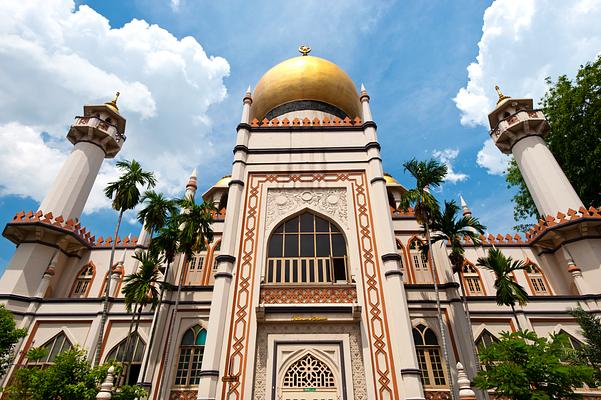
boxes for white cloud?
[170,0,181,12]
[476,139,511,175]
[454,0,601,127]
[0,0,229,215]
[432,148,468,183]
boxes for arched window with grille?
[283,353,336,388]
[409,238,430,283]
[461,262,485,295]
[98,264,123,297]
[70,262,95,297]
[28,331,72,368]
[266,212,347,284]
[558,330,583,350]
[106,332,145,385]
[525,262,551,295]
[413,324,447,388]
[174,325,206,386]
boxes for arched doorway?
[279,353,340,400]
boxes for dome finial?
[105,91,120,111]
[298,45,311,56]
[495,85,510,105]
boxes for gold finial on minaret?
[298,45,311,56]
[495,85,510,105]
[105,91,120,111]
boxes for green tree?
[477,248,531,330]
[399,158,456,398]
[506,57,601,223]
[120,250,162,384]
[4,347,146,400]
[570,307,601,384]
[428,200,486,370]
[475,330,594,400]
[137,190,177,238]
[95,159,156,367]
[0,304,26,378]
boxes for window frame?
[27,331,73,368]
[413,324,448,388]
[460,262,486,295]
[524,261,552,295]
[174,325,206,387]
[70,262,96,298]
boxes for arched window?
[283,354,335,388]
[409,239,428,271]
[29,332,72,367]
[266,212,347,284]
[175,325,206,386]
[461,263,484,295]
[395,239,405,272]
[525,262,550,295]
[98,265,123,297]
[558,330,583,350]
[475,330,499,352]
[185,251,207,285]
[106,332,145,385]
[212,241,221,272]
[70,263,95,297]
[413,324,446,388]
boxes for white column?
[512,136,583,217]
[197,91,252,400]
[39,141,106,220]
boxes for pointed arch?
[105,331,146,385]
[395,238,412,283]
[407,236,438,284]
[412,324,447,388]
[558,329,583,350]
[475,329,498,352]
[28,331,73,367]
[204,239,222,285]
[265,210,348,284]
[70,261,95,297]
[174,324,206,386]
[185,250,208,286]
[283,353,336,388]
[98,263,124,297]
[523,259,552,295]
[460,261,486,295]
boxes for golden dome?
[250,55,361,121]
[384,173,399,185]
[214,175,231,187]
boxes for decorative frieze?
[259,285,357,304]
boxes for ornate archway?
[279,353,340,400]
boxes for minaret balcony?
[490,109,548,154]
[68,116,125,158]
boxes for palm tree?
[139,216,181,384]
[477,248,530,330]
[137,190,177,239]
[120,250,162,384]
[428,200,486,373]
[94,159,156,367]
[400,158,457,399]
[157,197,214,397]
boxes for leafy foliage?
[175,197,215,257]
[475,330,594,400]
[570,307,601,385]
[4,347,146,400]
[399,158,447,226]
[0,304,26,378]
[122,251,163,313]
[104,159,156,213]
[506,56,601,220]
[137,190,177,236]
[477,248,530,309]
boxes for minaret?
[459,195,472,217]
[0,94,126,296]
[487,86,583,217]
[185,168,198,200]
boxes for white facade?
[1,54,601,400]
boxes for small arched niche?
[266,211,348,284]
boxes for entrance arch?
[279,352,340,400]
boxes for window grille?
[28,332,72,368]
[266,212,347,284]
[526,263,550,295]
[283,354,335,388]
[174,325,206,386]
[71,263,94,297]
[461,263,484,295]
[106,332,146,385]
[413,324,447,387]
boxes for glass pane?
[299,213,314,232]
[300,235,314,257]
[274,224,283,233]
[315,234,330,257]
[424,328,438,345]
[182,330,195,345]
[285,217,299,233]
[331,234,346,257]
[413,328,423,345]
[268,234,283,257]
[284,235,299,257]
[333,258,346,281]
[315,216,329,232]
[197,329,207,345]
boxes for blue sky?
[0,0,600,270]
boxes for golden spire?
[298,45,311,56]
[105,91,120,111]
[495,85,510,105]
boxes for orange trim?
[460,261,487,296]
[98,320,113,363]
[14,321,40,366]
[201,240,220,285]
[406,236,441,284]
[69,261,96,298]
[98,268,123,297]
[396,239,413,283]
[444,309,459,360]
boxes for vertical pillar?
[196,88,252,400]
[361,85,425,400]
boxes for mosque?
[1,46,601,400]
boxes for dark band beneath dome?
[265,100,349,120]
